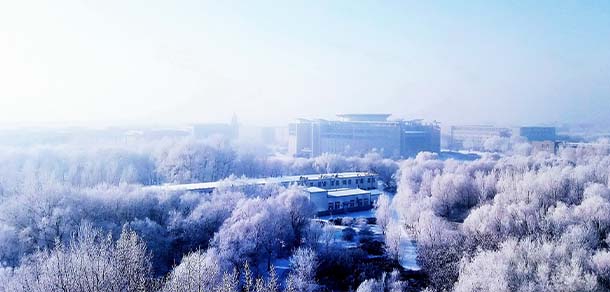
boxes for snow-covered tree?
[1,223,153,292]
[286,247,318,292]
[375,194,391,235]
[162,249,222,292]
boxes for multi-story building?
[288,114,440,158]
[288,119,314,157]
[449,125,512,151]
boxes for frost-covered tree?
[285,247,318,292]
[455,238,598,292]
[0,223,153,292]
[389,151,610,291]
[384,223,402,261]
[212,193,296,271]
[356,270,406,292]
[162,249,222,292]
[276,187,315,246]
[375,194,391,235]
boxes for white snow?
[399,237,420,271]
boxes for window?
[310,182,313,186]
[367,178,371,183]
[350,200,355,208]
[317,182,321,187]
[364,199,369,205]
[328,203,334,210]
[348,179,352,184]
[357,199,363,206]
[343,202,349,209]
[331,181,334,186]
[343,180,347,185]
[323,181,327,187]
[361,178,364,183]
[372,178,375,183]
[335,202,340,209]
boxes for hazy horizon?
[1,1,609,127]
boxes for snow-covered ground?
[271,258,291,280]
[399,233,420,271]
[315,208,421,271]
[315,220,371,249]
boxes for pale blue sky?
[1,1,609,127]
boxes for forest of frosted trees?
[1,135,610,291]
[390,147,610,291]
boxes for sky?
[0,1,609,127]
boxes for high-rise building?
[288,114,440,158]
[288,119,314,157]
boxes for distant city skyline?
[1,1,609,127]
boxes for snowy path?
[398,233,420,271]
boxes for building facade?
[449,125,512,151]
[288,119,314,157]
[289,114,440,158]
[519,126,556,142]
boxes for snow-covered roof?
[306,187,327,193]
[144,171,377,193]
[370,189,383,196]
[327,188,370,197]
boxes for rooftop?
[306,187,327,193]
[336,114,391,122]
[145,171,377,193]
[327,188,371,197]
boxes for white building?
[307,187,382,216]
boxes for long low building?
[145,171,379,194]
[144,172,383,216]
